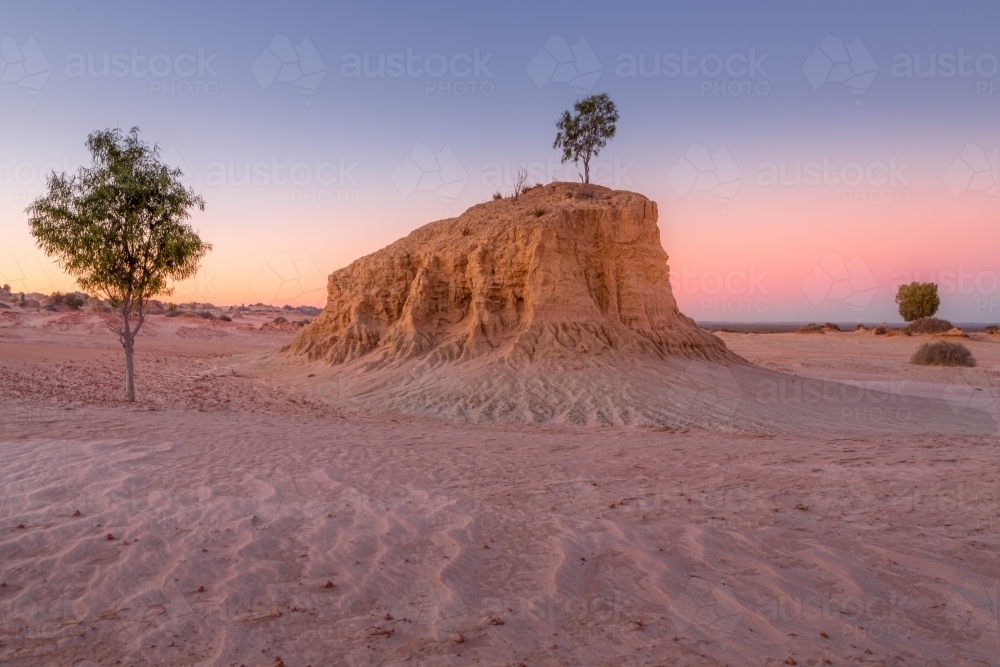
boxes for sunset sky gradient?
[1,1,997,322]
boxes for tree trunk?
[583,156,590,184]
[121,308,136,402]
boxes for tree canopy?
[27,127,210,400]
[553,93,619,184]
[895,281,940,322]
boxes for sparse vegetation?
[553,93,619,184]
[512,167,528,200]
[910,341,976,367]
[273,316,288,324]
[896,282,940,322]
[873,324,889,335]
[492,191,503,200]
[823,322,841,331]
[904,317,953,334]
[50,292,85,310]
[532,206,547,217]
[796,323,825,334]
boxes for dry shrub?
[532,206,548,217]
[910,341,976,367]
[873,324,889,335]
[823,322,841,331]
[904,317,953,334]
[796,323,825,334]
[492,191,503,200]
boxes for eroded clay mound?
[289,183,735,368]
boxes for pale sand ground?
[2,312,999,666]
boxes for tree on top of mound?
[27,127,210,402]
[553,93,619,184]
[895,282,940,322]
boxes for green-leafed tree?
[553,92,619,184]
[27,127,210,402]
[895,282,940,322]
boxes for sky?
[1,0,997,322]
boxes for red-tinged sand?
[1,310,998,665]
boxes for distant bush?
[165,310,181,318]
[167,302,178,312]
[195,310,214,319]
[273,316,288,324]
[986,325,999,334]
[532,206,548,217]
[796,323,825,334]
[522,183,538,193]
[896,282,940,322]
[873,324,889,335]
[911,341,976,367]
[218,314,231,322]
[904,317,953,334]
[50,292,85,310]
[492,191,503,200]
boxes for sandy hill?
[252,183,992,434]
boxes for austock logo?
[802,35,878,106]
[943,144,998,206]
[0,34,51,101]
[252,35,327,103]
[801,252,878,312]
[392,143,468,201]
[250,252,325,305]
[667,143,743,213]
[527,35,602,92]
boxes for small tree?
[895,282,940,322]
[553,92,619,184]
[27,127,210,402]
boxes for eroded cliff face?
[289,183,735,368]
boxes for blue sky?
[1,0,998,321]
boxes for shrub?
[796,323,825,334]
[873,324,889,335]
[218,314,231,322]
[532,206,548,217]
[904,317,953,334]
[492,191,503,200]
[50,292,85,310]
[985,325,999,334]
[910,341,976,367]
[895,282,940,322]
[273,316,288,324]
[165,309,181,318]
[522,183,538,193]
[824,322,841,331]
[167,302,178,312]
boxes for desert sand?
[2,185,999,665]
